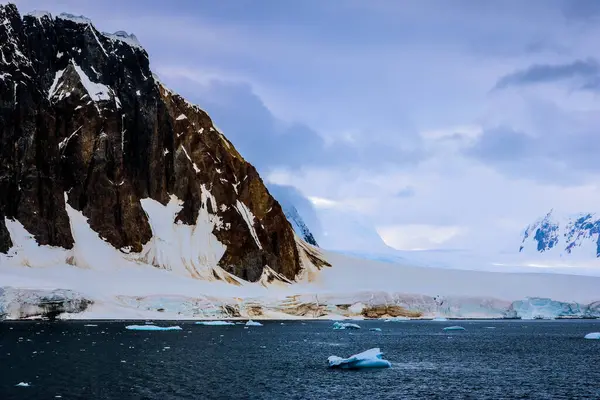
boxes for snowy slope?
[267,184,320,246]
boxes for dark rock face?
[0,5,326,281]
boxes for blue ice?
[369,328,382,332]
[328,348,391,369]
[584,332,600,339]
[195,321,235,326]
[333,322,361,330]
[125,325,182,331]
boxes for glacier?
[328,348,391,369]
[2,207,600,321]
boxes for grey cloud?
[494,59,600,90]
[167,78,424,173]
[396,187,416,198]
[561,0,600,23]
[464,125,600,184]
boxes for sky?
[11,0,600,252]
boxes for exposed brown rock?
[361,305,423,319]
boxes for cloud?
[378,224,466,250]
[155,72,425,173]
[493,59,600,90]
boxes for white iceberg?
[443,325,466,331]
[369,328,382,332]
[584,332,600,339]
[15,382,30,387]
[333,322,361,330]
[195,321,235,326]
[245,320,263,327]
[384,316,410,322]
[432,317,449,321]
[125,325,182,331]
[328,348,391,369]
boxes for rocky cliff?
[0,4,327,282]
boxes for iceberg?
[15,382,30,387]
[584,332,600,339]
[245,320,263,327]
[432,317,448,321]
[125,325,182,331]
[369,327,382,332]
[443,325,466,331]
[333,322,361,330]
[328,348,391,369]
[195,321,235,326]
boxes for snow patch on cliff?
[103,31,144,51]
[72,61,111,101]
[140,194,227,280]
[57,13,91,25]
[234,200,262,249]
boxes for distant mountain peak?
[520,210,600,258]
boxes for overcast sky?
[12,0,600,251]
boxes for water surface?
[1,320,599,399]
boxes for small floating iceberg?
[195,321,235,326]
[333,322,361,330]
[84,324,98,327]
[432,317,449,321]
[384,316,410,322]
[369,328,382,332]
[15,382,30,387]
[125,325,182,331]
[443,326,466,331]
[584,332,600,339]
[245,320,263,327]
[328,348,391,369]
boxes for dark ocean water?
[1,320,600,399]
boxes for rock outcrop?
[0,4,327,281]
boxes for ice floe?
[15,382,30,387]
[328,348,391,369]
[125,325,182,331]
[245,320,263,326]
[432,317,449,321]
[384,316,410,322]
[369,328,382,332]
[584,332,600,339]
[443,326,466,331]
[195,321,235,326]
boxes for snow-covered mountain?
[0,4,326,283]
[520,210,600,258]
